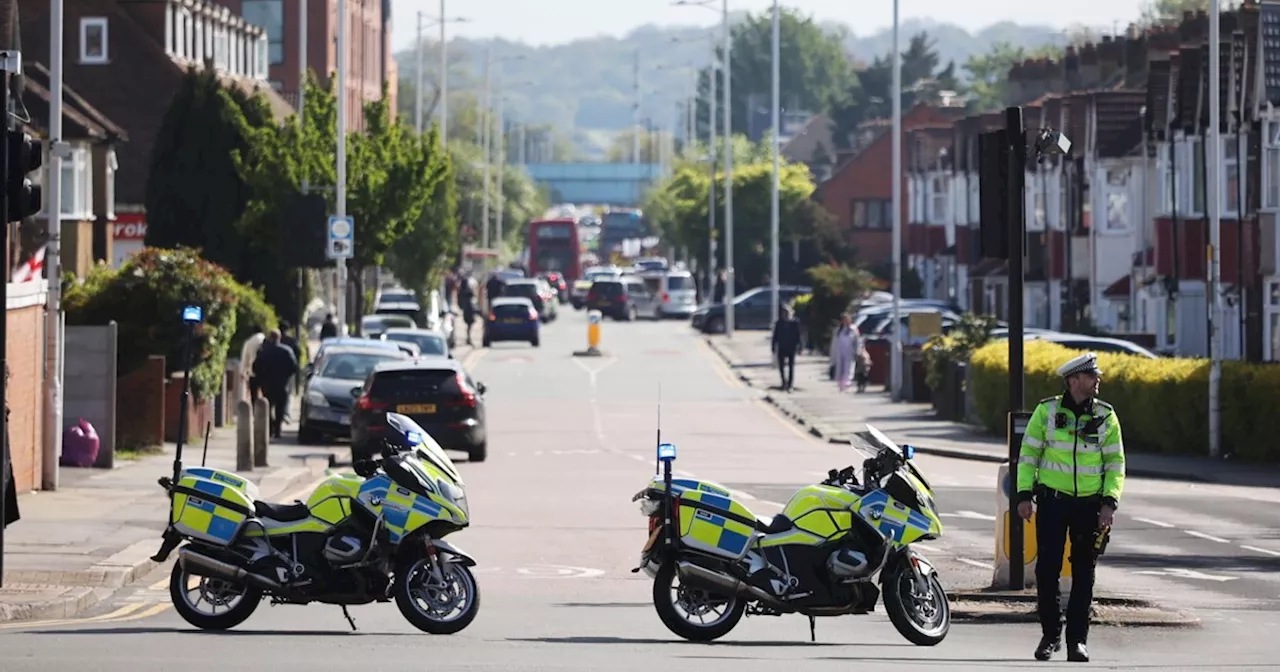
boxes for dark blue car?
[483,297,540,347]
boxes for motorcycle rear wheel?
[652,561,744,642]
[169,560,262,631]
[883,569,950,646]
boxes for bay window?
[930,174,949,224]
[1188,138,1205,216]
[1265,122,1280,210]
[967,172,979,224]
[1104,167,1129,232]
[1224,136,1241,217]
[36,144,93,219]
[907,177,917,223]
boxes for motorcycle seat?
[253,500,311,522]
[755,513,794,534]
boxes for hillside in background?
[395,18,1067,159]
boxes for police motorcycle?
[151,412,479,634]
[631,425,950,645]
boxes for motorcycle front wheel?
[652,561,745,642]
[394,554,481,635]
[883,569,950,646]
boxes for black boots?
[1034,635,1061,661]
[1067,642,1089,662]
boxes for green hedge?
[227,281,278,353]
[65,247,248,401]
[968,340,1280,461]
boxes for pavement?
[706,333,1280,489]
[0,314,1275,669]
[0,393,344,623]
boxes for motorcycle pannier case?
[673,480,757,560]
[170,467,259,546]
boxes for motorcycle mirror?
[828,469,839,481]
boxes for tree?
[962,42,1060,112]
[386,159,459,300]
[829,32,958,148]
[606,128,672,163]
[1139,0,1213,25]
[694,8,853,141]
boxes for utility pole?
[768,0,780,325]
[0,55,13,587]
[722,0,735,337]
[706,59,718,305]
[438,0,448,145]
[633,50,641,164]
[336,0,349,332]
[414,11,424,133]
[1208,0,1222,457]
[480,47,491,249]
[889,0,901,400]
[496,91,506,247]
[298,0,309,352]
[44,0,66,490]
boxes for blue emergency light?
[182,305,203,323]
[657,442,677,462]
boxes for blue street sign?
[327,216,354,260]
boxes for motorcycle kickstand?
[808,615,816,643]
[341,606,358,632]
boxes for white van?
[639,270,698,318]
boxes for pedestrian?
[771,304,802,391]
[1017,352,1125,663]
[252,330,299,439]
[279,320,302,403]
[2,363,19,529]
[853,345,871,393]
[458,274,478,346]
[485,272,505,312]
[319,313,339,340]
[239,324,265,402]
[713,270,726,305]
[827,314,861,392]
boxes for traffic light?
[7,130,42,223]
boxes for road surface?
[1,311,1276,669]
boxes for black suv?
[586,276,646,320]
[350,359,489,462]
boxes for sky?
[390,0,1151,51]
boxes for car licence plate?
[397,404,436,414]
[337,413,350,425]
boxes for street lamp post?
[890,0,903,400]
[414,6,467,137]
[1208,0,1222,456]
[769,0,780,328]
[336,0,349,333]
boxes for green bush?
[804,264,874,351]
[922,313,999,391]
[65,247,240,401]
[227,281,278,353]
[968,340,1280,461]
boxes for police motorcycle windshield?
[385,412,464,486]
[861,424,935,512]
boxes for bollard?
[993,461,1073,604]
[252,397,269,468]
[572,310,603,357]
[235,401,253,472]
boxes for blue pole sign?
[657,442,677,462]
[182,305,204,323]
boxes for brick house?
[19,0,293,221]
[817,102,966,269]
[221,0,398,129]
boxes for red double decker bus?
[527,217,582,283]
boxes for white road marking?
[1240,545,1280,557]
[914,544,941,553]
[1133,517,1175,529]
[516,565,606,579]
[1133,568,1237,582]
[957,558,994,569]
[571,356,617,387]
[940,510,997,521]
[1185,530,1231,544]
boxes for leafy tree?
[694,8,853,141]
[1139,0,1213,25]
[828,32,958,148]
[386,159,459,300]
[606,128,673,163]
[962,42,1060,112]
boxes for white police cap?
[1057,352,1102,378]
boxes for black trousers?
[1035,490,1102,644]
[776,352,796,389]
[266,387,289,437]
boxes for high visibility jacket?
[1017,394,1125,506]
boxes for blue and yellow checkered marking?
[172,476,251,546]
[677,490,757,558]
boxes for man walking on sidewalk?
[1017,352,1126,663]
[771,305,802,391]
[252,330,299,439]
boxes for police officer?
[1016,352,1125,663]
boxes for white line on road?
[571,356,617,387]
[1133,517,1175,529]
[957,558,994,569]
[1185,530,1231,544]
[1240,545,1280,557]
[940,510,997,521]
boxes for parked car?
[1030,332,1160,358]
[571,266,622,309]
[309,337,407,379]
[690,285,812,332]
[298,345,408,444]
[360,313,416,339]
[483,297,541,347]
[350,358,489,462]
[586,275,650,321]
[503,279,557,321]
[381,327,451,359]
[373,286,422,326]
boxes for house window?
[851,199,891,229]
[1164,296,1177,347]
[214,27,229,70]
[1224,136,1241,216]
[852,200,866,228]
[1266,123,1280,209]
[80,17,108,63]
[1158,150,1173,215]
[1189,138,1205,215]
[906,178,916,223]
[106,149,117,217]
[54,146,93,218]
[968,174,979,224]
[1105,168,1129,232]
[930,175,949,224]
[242,0,284,65]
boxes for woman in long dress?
[828,313,861,392]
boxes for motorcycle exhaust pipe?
[178,547,285,593]
[676,561,791,612]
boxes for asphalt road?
[0,310,1276,669]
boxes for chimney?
[1125,26,1149,87]
[1079,42,1101,89]
[1098,35,1124,84]
[1064,45,1082,90]
[1005,61,1025,107]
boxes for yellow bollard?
[587,310,601,351]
